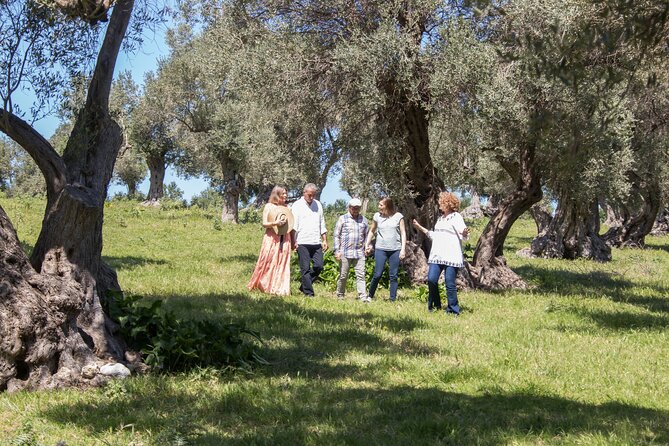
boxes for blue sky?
[22,17,349,205]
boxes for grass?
[1,196,668,445]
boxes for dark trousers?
[297,244,324,296]
[368,249,400,301]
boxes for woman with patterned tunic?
[412,192,470,314]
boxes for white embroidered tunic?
[427,212,467,267]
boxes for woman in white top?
[412,192,469,314]
[364,197,406,301]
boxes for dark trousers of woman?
[427,263,460,314]
[368,249,400,301]
[297,244,323,296]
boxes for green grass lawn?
[1,197,668,445]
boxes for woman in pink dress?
[247,186,295,295]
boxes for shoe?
[445,310,460,316]
[337,294,345,300]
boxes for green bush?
[105,292,266,372]
[413,283,446,302]
[190,187,224,210]
[240,207,262,224]
[314,250,410,291]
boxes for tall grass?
[1,196,668,445]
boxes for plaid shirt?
[334,212,369,259]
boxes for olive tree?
[0,0,152,391]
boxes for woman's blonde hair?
[438,192,460,212]
[269,186,287,205]
[380,197,395,215]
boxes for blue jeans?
[368,249,400,301]
[427,263,460,314]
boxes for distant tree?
[109,72,147,197]
[601,64,669,247]
[0,138,10,191]
[131,69,180,203]
[188,0,468,227]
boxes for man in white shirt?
[291,183,328,297]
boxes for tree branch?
[0,109,66,198]
[85,0,134,113]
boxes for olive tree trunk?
[392,102,444,284]
[469,143,543,289]
[531,197,611,261]
[529,202,553,235]
[145,151,166,202]
[0,0,135,391]
[651,207,669,235]
[220,152,245,224]
[602,177,661,248]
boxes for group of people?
[247,183,469,315]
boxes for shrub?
[314,250,411,292]
[240,207,262,224]
[190,187,224,210]
[105,292,266,372]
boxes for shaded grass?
[0,199,668,445]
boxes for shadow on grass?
[515,265,669,313]
[220,253,258,264]
[103,255,167,271]
[647,243,669,255]
[39,384,668,445]
[574,308,669,332]
[159,292,433,380]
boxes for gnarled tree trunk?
[0,0,135,391]
[651,207,669,235]
[462,189,485,220]
[145,151,166,203]
[1,206,111,391]
[531,197,611,261]
[470,143,542,289]
[529,202,553,235]
[602,177,661,248]
[220,152,245,224]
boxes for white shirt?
[427,212,467,267]
[373,212,404,251]
[291,197,327,245]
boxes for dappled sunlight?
[37,381,669,445]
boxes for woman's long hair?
[268,186,287,205]
[380,197,395,215]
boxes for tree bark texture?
[0,205,114,391]
[529,203,553,235]
[601,176,661,248]
[398,103,444,228]
[220,152,245,224]
[651,208,669,235]
[461,190,485,220]
[145,151,166,202]
[0,0,135,390]
[470,144,542,289]
[530,197,611,261]
[483,194,502,217]
[401,241,429,285]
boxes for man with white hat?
[333,198,370,301]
